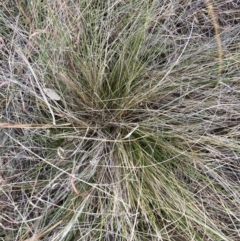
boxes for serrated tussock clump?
[0,1,240,241]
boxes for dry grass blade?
[20,221,63,241]
[0,123,71,128]
[205,0,223,80]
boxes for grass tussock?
[0,0,240,240]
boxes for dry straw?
[205,0,223,80]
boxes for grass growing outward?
[1,0,240,240]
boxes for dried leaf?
[0,36,4,45]
[43,88,61,101]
